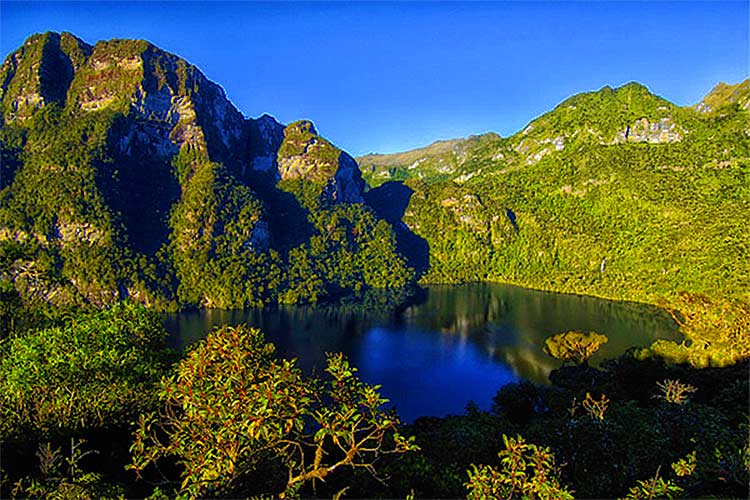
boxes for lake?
[163,283,680,422]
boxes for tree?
[129,325,417,498]
[544,331,608,367]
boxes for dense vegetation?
[2,34,747,328]
[0,33,414,336]
[0,302,172,441]
[1,303,746,499]
[361,81,750,312]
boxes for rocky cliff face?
[1,32,90,121]
[1,31,365,201]
[612,117,684,144]
[245,113,285,174]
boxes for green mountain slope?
[359,133,504,186]
[360,81,750,305]
[693,79,750,114]
[0,32,412,322]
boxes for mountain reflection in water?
[164,283,680,422]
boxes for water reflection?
[164,283,680,421]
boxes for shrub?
[654,379,697,405]
[0,301,172,439]
[465,434,573,500]
[544,331,609,367]
[580,393,609,421]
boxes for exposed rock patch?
[277,120,365,202]
[612,117,684,144]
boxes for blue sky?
[1,1,748,156]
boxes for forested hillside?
[361,80,750,306]
[0,32,412,330]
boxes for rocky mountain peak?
[511,81,685,163]
[2,33,369,204]
[2,32,252,167]
[69,37,248,163]
[276,119,364,202]
[287,119,318,136]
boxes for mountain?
[0,32,411,316]
[1,32,747,320]
[360,81,750,305]
[358,133,504,186]
[358,82,720,184]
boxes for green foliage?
[168,155,284,309]
[0,122,26,189]
[623,452,697,500]
[367,82,750,313]
[671,450,697,477]
[0,277,23,337]
[544,331,609,366]
[279,201,414,304]
[623,467,685,500]
[642,293,750,368]
[0,301,171,439]
[130,325,416,498]
[0,103,138,311]
[465,434,574,500]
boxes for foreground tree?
[129,325,417,498]
[543,331,608,367]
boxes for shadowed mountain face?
[0,32,411,311]
[364,182,429,277]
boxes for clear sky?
[1,1,748,156]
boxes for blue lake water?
[163,283,680,422]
